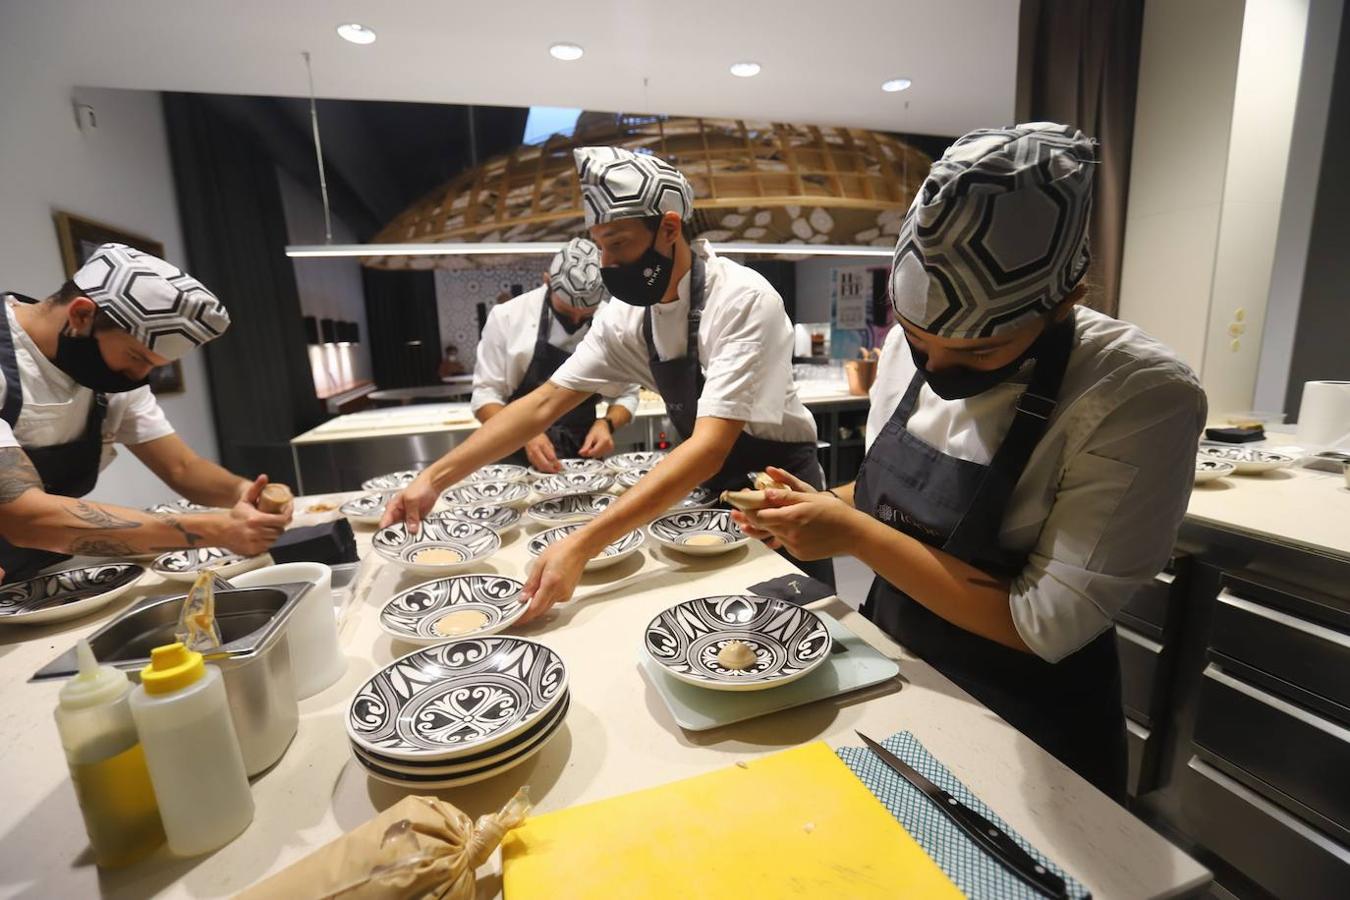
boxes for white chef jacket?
[864,306,1207,663]
[471,286,640,417]
[0,299,174,472]
[551,241,816,443]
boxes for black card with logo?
[745,572,837,606]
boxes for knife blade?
[855,732,1069,899]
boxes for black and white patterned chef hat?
[547,237,608,309]
[890,123,1096,339]
[573,147,695,227]
[72,243,229,360]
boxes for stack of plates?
[528,458,608,479]
[532,472,614,498]
[347,637,569,789]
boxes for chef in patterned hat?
[385,145,833,604]
[734,124,1207,799]
[0,243,292,582]
[472,237,639,472]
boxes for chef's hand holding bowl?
[732,466,859,561]
[380,470,439,534]
[519,535,589,624]
[224,475,292,556]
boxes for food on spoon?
[717,640,757,670]
[413,547,464,565]
[258,483,294,514]
[433,609,490,636]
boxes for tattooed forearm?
[0,448,43,504]
[70,537,137,556]
[68,500,144,530]
[152,512,204,547]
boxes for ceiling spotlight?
[549,42,584,61]
[730,61,762,78]
[881,77,912,93]
[336,23,377,45]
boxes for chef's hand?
[731,470,859,560]
[577,420,614,458]
[519,537,589,624]
[380,470,439,534]
[222,475,290,555]
[523,434,561,473]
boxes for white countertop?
[0,493,1207,899]
[1187,462,1350,559]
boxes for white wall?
[0,38,220,508]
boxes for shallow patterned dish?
[643,595,831,692]
[526,492,615,526]
[648,509,749,556]
[426,504,522,538]
[670,485,718,510]
[346,636,568,761]
[151,548,262,583]
[465,464,530,484]
[531,472,615,498]
[361,469,421,492]
[527,523,645,571]
[350,694,569,788]
[614,467,652,490]
[528,458,608,478]
[1194,457,1237,484]
[0,563,145,626]
[379,573,526,644]
[371,519,501,575]
[607,450,667,472]
[146,498,214,515]
[339,491,393,526]
[1197,446,1296,475]
[441,480,531,509]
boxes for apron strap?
[642,252,707,368]
[0,297,25,427]
[942,311,1077,563]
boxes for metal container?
[32,583,310,776]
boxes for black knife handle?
[935,788,1068,899]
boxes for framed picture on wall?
[52,211,185,395]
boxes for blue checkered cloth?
[837,731,1090,899]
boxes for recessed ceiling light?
[336,23,376,45]
[730,61,762,78]
[549,42,584,61]
[881,77,912,93]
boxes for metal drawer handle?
[1216,589,1350,650]
[1204,664,1350,742]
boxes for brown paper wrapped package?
[237,789,530,900]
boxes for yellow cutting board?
[501,741,961,899]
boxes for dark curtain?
[1016,0,1145,317]
[162,92,325,484]
[362,268,442,388]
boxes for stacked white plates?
[527,492,615,525]
[532,472,614,498]
[528,458,607,479]
[528,523,645,571]
[371,519,500,576]
[607,450,666,472]
[426,504,522,539]
[1197,446,1295,475]
[347,637,569,789]
[648,508,749,556]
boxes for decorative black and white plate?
[361,469,421,492]
[379,574,526,644]
[146,498,213,515]
[0,563,145,626]
[644,595,831,692]
[528,458,608,478]
[351,692,570,775]
[1194,457,1237,483]
[648,509,749,556]
[339,491,393,526]
[351,694,569,788]
[670,485,718,510]
[527,523,645,571]
[607,450,667,472]
[531,472,614,498]
[1197,446,1295,475]
[371,519,500,575]
[426,505,522,538]
[151,547,262,583]
[465,464,530,484]
[346,636,568,761]
[441,480,531,509]
[526,492,615,525]
[614,467,652,490]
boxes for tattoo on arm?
[68,500,144,530]
[0,448,43,504]
[151,511,205,547]
[70,536,137,556]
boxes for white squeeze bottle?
[129,642,254,855]
[54,640,165,867]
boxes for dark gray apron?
[501,299,602,465]
[854,312,1127,800]
[0,294,109,582]
[642,255,835,589]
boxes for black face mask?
[909,318,1065,401]
[53,329,149,393]
[599,231,675,307]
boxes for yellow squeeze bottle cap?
[140,642,206,695]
